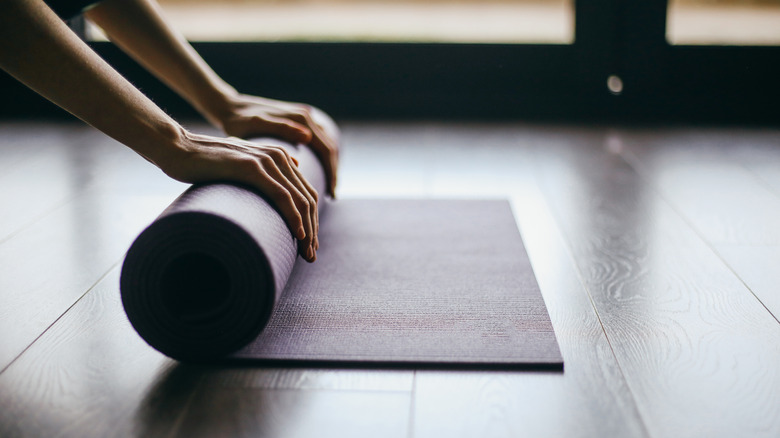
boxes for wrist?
[129,117,189,176]
[195,83,242,128]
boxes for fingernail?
[307,247,314,260]
[297,226,305,239]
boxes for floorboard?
[0,192,175,371]
[0,124,184,371]
[2,121,780,437]
[714,244,780,323]
[619,129,780,245]
[534,129,780,437]
[175,389,411,438]
[396,126,648,438]
[0,268,184,438]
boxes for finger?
[308,128,339,197]
[243,155,310,254]
[262,148,318,261]
[305,117,339,196]
[277,149,319,260]
[265,145,319,210]
[281,151,320,251]
[262,116,313,145]
[254,171,305,243]
[291,161,320,251]
[287,158,319,256]
[329,153,338,198]
[283,109,340,197]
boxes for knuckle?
[277,191,297,210]
[268,147,288,161]
[290,106,311,120]
[257,154,275,168]
[238,156,261,173]
[296,194,310,211]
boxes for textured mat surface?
[121,141,325,361]
[236,198,563,369]
[121,140,562,368]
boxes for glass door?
[661,0,780,123]
[122,0,576,44]
[4,0,777,123]
[86,0,584,120]
[574,0,780,124]
[667,0,780,46]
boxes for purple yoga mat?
[121,141,323,362]
[120,141,562,369]
[234,198,563,369]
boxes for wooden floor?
[1,120,779,437]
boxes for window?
[667,0,780,45]
[5,0,777,123]
[89,0,575,44]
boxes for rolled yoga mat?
[121,142,563,369]
[120,140,325,362]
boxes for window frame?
[2,0,778,124]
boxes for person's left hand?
[211,93,339,198]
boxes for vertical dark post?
[619,0,670,112]
[574,0,623,117]
[575,0,670,120]
[66,15,88,40]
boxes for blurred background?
[4,0,779,123]
[83,0,780,45]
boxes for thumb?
[266,117,312,145]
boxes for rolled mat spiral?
[120,141,325,362]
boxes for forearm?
[81,0,340,196]
[0,0,183,169]
[84,0,237,125]
[0,0,321,259]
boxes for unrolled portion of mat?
[234,199,563,369]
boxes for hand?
[161,130,319,262]
[210,94,339,198]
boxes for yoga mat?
[121,142,562,369]
[121,140,324,362]
[234,198,563,369]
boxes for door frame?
[2,0,778,124]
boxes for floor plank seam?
[530,145,654,438]
[0,260,121,376]
[0,195,76,247]
[617,145,780,327]
[709,247,780,326]
[406,371,417,438]
[549,237,654,438]
[739,160,780,206]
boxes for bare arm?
[0,0,181,165]
[0,0,319,261]
[85,0,339,196]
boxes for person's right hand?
[159,130,319,262]
[208,94,340,198]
